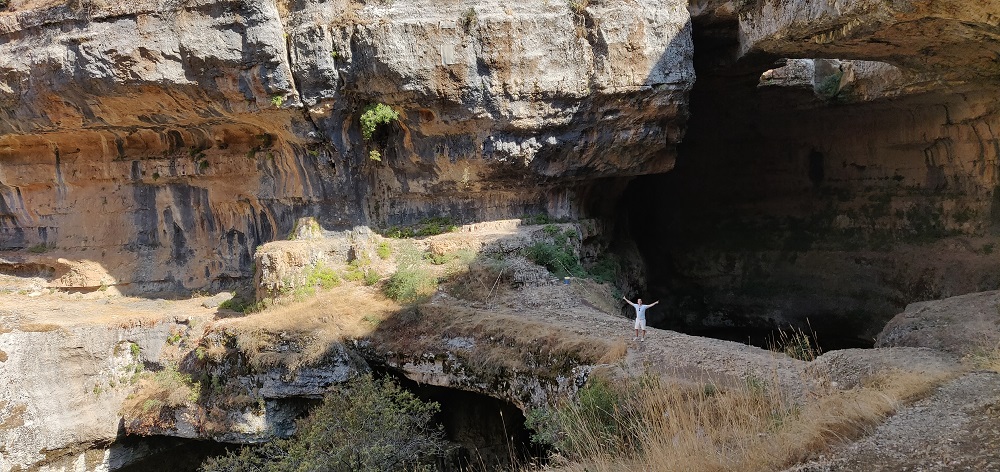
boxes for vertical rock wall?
[0,0,694,293]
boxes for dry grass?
[17,322,62,332]
[372,303,627,381]
[120,364,201,435]
[542,368,954,472]
[210,284,401,370]
[964,342,1000,372]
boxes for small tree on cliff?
[201,375,451,472]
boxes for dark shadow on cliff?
[619,6,1000,350]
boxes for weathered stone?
[0,0,694,294]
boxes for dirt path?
[786,371,1000,472]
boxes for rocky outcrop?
[0,303,190,471]
[739,0,1000,79]
[877,290,1000,356]
[0,0,693,293]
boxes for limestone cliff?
[0,0,693,293]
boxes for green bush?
[360,103,400,141]
[525,241,583,277]
[383,266,437,303]
[201,375,450,472]
[376,241,392,259]
[383,217,458,239]
[383,244,436,303]
[304,263,340,290]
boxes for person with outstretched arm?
[623,296,658,342]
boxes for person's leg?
[640,319,646,341]
[634,319,640,341]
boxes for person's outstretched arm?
[622,296,635,306]
[650,300,660,307]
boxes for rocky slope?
[0,222,818,471]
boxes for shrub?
[27,244,48,254]
[525,241,583,277]
[360,103,399,141]
[384,244,437,303]
[376,241,392,259]
[201,375,451,472]
[270,95,284,107]
[384,266,437,303]
[526,376,631,458]
[460,7,477,32]
[304,263,340,290]
[121,364,202,434]
[382,217,458,239]
[567,0,588,15]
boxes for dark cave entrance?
[389,374,547,471]
[612,10,894,353]
[114,372,543,472]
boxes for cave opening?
[114,373,544,472]
[389,374,547,471]
[613,10,897,353]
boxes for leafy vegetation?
[201,375,450,472]
[383,244,437,303]
[287,263,342,300]
[26,244,49,254]
[460,7,477,33]
[360,103,399,141]
[524,226,585,277]
[382,217,459,238]
[526,376,627,458]
[121,364,202,434]
[376,241,392,259]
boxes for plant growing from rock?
[360,103,399,141]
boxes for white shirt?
[629,303,652,320]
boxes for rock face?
[0,307,189,471]
[877,290,1000,356]
[0,0,693,293]
[624,0,1000,339]
[740,0,1000,78]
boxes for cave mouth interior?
[612,14,898,353]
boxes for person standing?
[623,296,658,342]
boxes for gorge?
[3,0,1000,470]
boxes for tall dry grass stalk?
[545,368,952,472]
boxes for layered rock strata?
[0,0,693,293]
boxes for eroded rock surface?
[0,0,693,293]
[877,290,1000,356]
